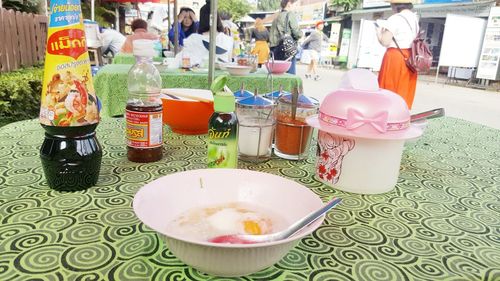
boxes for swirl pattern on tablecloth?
[0,117,499,280]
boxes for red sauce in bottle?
[126,102,163,163]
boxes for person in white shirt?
[147,7,167,35]
[173,2,233,68]
[99,28,126,57]
[220,11,242,59]
[376,0,419,109]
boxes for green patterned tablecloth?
[1,117,499,280]
[112,54,164,64]
[93,64,302,117]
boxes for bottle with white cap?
[126,39,163,163]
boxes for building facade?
[344,0,496,71]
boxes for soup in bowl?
[133,169,325,277]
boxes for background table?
[0,117,499,280]
[94,64,302,117]
[112,53,164,64]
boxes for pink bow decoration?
[345,109,389,133]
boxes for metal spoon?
[410,108,445,123]
[209,198,342,244]
[291,86,299,120]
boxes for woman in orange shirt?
[376,0,418,109]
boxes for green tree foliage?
[330,0,360,11]
[3,0,39,13]
[81,0,117,27]
[0,67,43,126]
[218,0,252,21]
[257,0,280,12]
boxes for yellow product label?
[40,0,99,127]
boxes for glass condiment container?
[233,84,254,101]
[237,55,249,66]
[266,89,319,107]
[264,86,289,100]
[274,92,318,160]
[248,54,258,73]
[236,94,275,163]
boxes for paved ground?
[296,64,500,130]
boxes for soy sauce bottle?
[126,40,163,162]
[207,92,238,168]
[39,0,102,191]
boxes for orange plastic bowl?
[162,98,214,135]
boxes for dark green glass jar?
[40,124,102,191]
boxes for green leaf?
[218,0,252,21]
[0,67,43,122]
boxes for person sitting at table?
[121,19,159,53]
[99,28,126,57]
[173,2,233,67]
[168,7,199,48]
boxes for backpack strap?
[392,13,418,59]
[392,36,408,60]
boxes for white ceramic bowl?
[215,62,226,70]
[225,65,252,76]
[163,50,175,58]
[133,169,325,277]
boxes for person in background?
[269,0,301,74]
[376,0,418,109]
[174,2,233,67]
[99,28,126,57]
[251,18,270,67]
[121,19,159,53]
[147,12,157,35]
[220,11,241,59]
[168,7,198,48]
[147,7,167,36]
[301,21,328,80]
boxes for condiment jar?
[274,92,318,160]
[264,88,289,101]
[233,83,253,101]
[234,88,254,101]
[236,95,275,162]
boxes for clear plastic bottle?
[126,39,163,163]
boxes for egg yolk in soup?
[167,202,287,242]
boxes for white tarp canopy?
[237,15,255,23]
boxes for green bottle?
[207,91,238,168]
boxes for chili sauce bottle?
[126,40,163,162]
